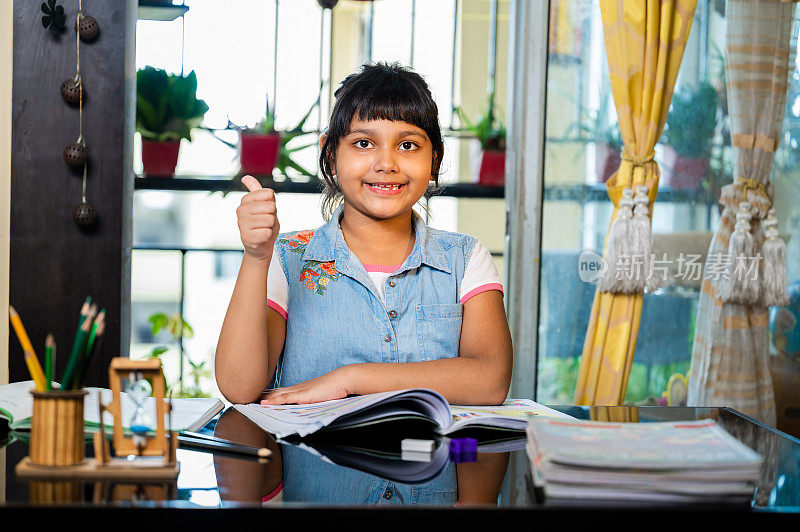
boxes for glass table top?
[1,405,799,512]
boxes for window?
[537,0,800,405]
[132,0,508,397]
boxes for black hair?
[318,62,444,220]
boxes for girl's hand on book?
[238,175,280,263]
[260,366,353,405]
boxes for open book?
[234,388,571,440]
[0,380,224,434]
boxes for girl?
[215,62,512,407]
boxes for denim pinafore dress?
[272,204,481,505]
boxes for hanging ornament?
[63,138,87,168]
[61,76,83,105]
[72,198,97,227]
[41,0,66,34]
[74,12,99,42]
[69,0,97,229]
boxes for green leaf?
[149,346,169,358]
[663,81,718,158]
[136,67,208,141]
[453,91,506,150]
[148,313,169,337]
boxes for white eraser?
[401,438,435,453]
[401,450,433,463]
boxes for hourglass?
[92,358,179,478]
[125,374,153,452]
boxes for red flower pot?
[478,149,505,186]
[660,145,709,190]
[142,139,181,177]
[240,132,281,176]
[595,143,621,183]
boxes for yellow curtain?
[573,0,697,405]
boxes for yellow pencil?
[24,350,47,391]
[8,306,47,390]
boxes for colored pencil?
[176,433,272,459]
[85,309,105,358]
[8,306,47,391]
[74,309,105,388]
[45,334,55,391]
[61,304,97,390]
[77,296,92,327]
[23,350,47,391]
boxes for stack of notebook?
[526,417,763,505]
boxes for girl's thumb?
[242,175,262,192]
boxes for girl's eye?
[399,141,417,151]
[355,139,372,149]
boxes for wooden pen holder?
[29,389,88,467]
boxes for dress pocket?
[415,304,463,360]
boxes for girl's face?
[329,118,435,222]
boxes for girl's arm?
[215,176,286,404]
[457,451,510,505]
[212,407,283,503]
[263,289,512,406]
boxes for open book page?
[0,381,223,433]
[446,399,573,434]
[83,388,224,433]
[0,380,38,426]
[234,389,451,439]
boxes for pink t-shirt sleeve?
[459,241,504,303]
[267,246,288,320]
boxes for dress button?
[388,310,397,318]
[383,489,392,500]
[384,334,392,342]
[387,280,396,288]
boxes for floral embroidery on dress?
[279,230,315,254]
[279,230,339,295]
[300,261,338,294]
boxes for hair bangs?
[351,81,436,136]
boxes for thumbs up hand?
[237,175,280,262]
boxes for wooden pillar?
[9,0,134,388]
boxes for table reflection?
[4,405,796,511]
[211,408,511,506]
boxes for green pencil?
[61,304,96,390]
[76,296,92,328]
[62,296,92,386]
[45,334,54,391]
[74,309,105,388]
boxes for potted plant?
[595,125,623,184]
[239,101,282,176]
[454,93,506,186]
[584,93,623,183]
[661,81,718,190]
[136,66,209,177]
[209,95,319,180]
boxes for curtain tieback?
[621,151,655,167]
[734,178,768,202]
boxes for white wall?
[0,0,13,385]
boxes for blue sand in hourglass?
[125,377,153,436]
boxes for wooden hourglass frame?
[92,358,179,479]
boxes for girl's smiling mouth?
[364,182,406,195]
